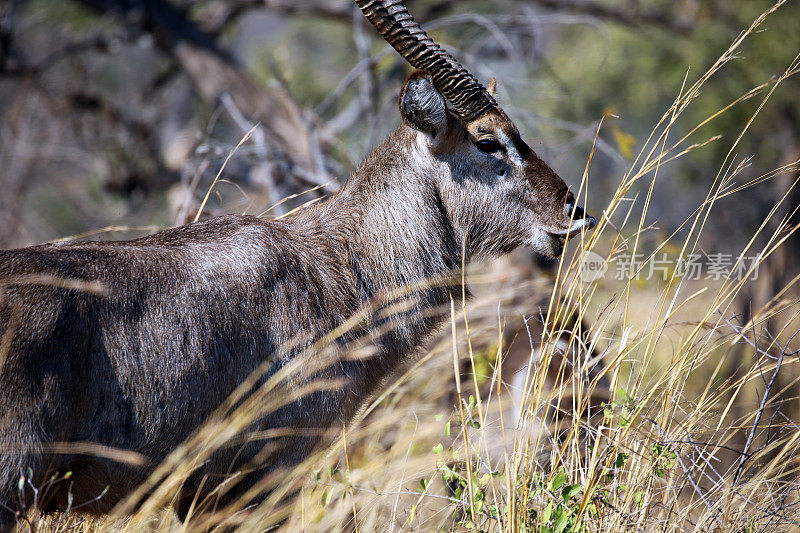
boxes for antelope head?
[356,0,595,258]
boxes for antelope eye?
[474,139,502,153]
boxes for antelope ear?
[399,71,448,138]
[487,78,498,97]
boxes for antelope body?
[0,1,594,528]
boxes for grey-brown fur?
[0,73,592,529]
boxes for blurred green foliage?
[536,0,800,237]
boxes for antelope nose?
[568,202,585,220]
[564,201,597,235]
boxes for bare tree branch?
[74,0,341,194]
[198,0,455,36]
[199,0,352,34]
[523,0,695,34]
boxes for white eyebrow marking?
[497,130,525,168]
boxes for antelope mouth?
[548,216,597,240]
[541,216,596,256]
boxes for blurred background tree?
[1,0,797,247]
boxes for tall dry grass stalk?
[24,1,800,531]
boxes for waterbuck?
[0,0,595,528]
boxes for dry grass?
[17,1,800,531]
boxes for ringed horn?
[355,0,498,123]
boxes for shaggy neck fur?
[288,126,465,389]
